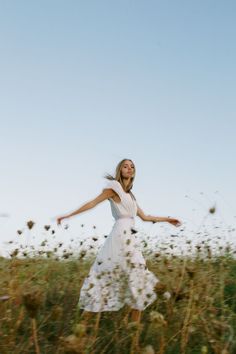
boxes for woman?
[57,158,182,323]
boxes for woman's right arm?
[57,188,115,225]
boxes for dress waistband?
[115,216,137,233]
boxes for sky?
[0,0,236,256]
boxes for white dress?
[78,179,159,312]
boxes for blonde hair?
[104,159,136,200]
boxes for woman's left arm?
[137,206,182,227]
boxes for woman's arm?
[137,206,182,227]
[56,188,115,225]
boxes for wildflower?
[186,267,195,279]
[27,220,35,230]
[209,205,216,214]
[189,325,196,333]
[62,334,81,352]
[46,251,52,258]
[50,305,63,320]
[73,323,86,337]
[142,345,155,354]
[163,291,171,300]
[149,311,167,325]
[10,249,19,257]
[0,295,10,301]
[201,346,208,354]
[154,282,166,295]
[79,250,86,259]
[62,252,71,259]
[22,287,44,318]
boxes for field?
[0,237,236,354]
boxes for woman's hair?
[104,158,136,200]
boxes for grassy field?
[0,245,236,353]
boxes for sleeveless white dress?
[78,180,159,312]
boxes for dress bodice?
[103,180,138,221]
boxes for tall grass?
[0,238,236,353]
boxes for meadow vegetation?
[0,221,236,353]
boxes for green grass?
[0,249,236,354]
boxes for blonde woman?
[57,158,181,323]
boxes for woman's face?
[121,160,135,179]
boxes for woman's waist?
[115,215,135,223]
[113,216,138,234]
[117,215,135,219]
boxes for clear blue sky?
[0,0,235,255]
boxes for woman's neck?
[122,178,131,190]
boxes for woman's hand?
[151,216,182,226]
[57,216,67,225]
[167,218,182,227]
